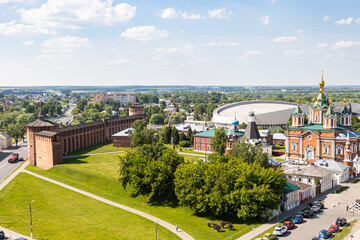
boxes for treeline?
[119,120,285,221]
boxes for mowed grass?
[26,151,260,240]
[67,142,131,156]
[0,173,179,240]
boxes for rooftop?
[287,123,353,132]
[112,128,134,137]
[0,132,12,139]
[27,119,58,127]
[194,128,244,138]
[35,130,58,138]
[285,181,301,194]
[283,165,332,178]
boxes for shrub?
[179,141,190,147]
[225,223,233,230]
[207,223,213,228]
[213,224,222,232]
[220,221,227,229]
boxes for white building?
[314,159,350,184]
[0,132,12,149]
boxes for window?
[201,139,204,143]
[308,178,311,183]
[291,142,298,151]
[323,144,329,154]
[315,112,319,122]
[336,145,343,155]
[207,146,210,151]
[307,135,312,140]
[298,177,302,182]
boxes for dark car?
[336,217,347,227]
[302,209,314,218]
[0,230,4,239]
[319,230,333,239]
[314,201,325,209]
[312,237,320,240]
[292,214,304,224]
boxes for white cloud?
[0,0,21,3]
[238,50,264,59]
[296,29,304,37]
[273,36,297,43]
[22,40,34,46]
[204,42,222,47]
[42,35,90,53]
[225,42,240,47]
[161,8,204,20]
[107,58,135,65]
[333,41,360,49]
[0,20,54,36]
[335,17,354,25]
[356,18,360,24]
[208,8,230,19]
[121,26,169,41]
[284,49,305,56]
[317,42,328,48]
[19,0,136,29]
[323,16,330,22]
[260,15,270,25]
[271,0,275,3]
[153,44,193,60]
[161,8,177,19]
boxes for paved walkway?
[63,151,126,159]
[22,170,195,240]
[0,226,31,240]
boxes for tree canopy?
[210,128,228,155]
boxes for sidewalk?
[63,151,125,159]
[236,185,341,240]
[0,226,31,240]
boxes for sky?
[0,0,359,86]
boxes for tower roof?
[232,118,239,125]
[324,98,336,117]
[244,112,261,140]
[292,94,304,116]
[340,95,350,115]
[311,71,329,109]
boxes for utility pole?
[26,200,34,240]
[155,221,158,240]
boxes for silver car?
[311,205,321,213]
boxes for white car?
[273,226,287,236]
[311,205,321,213]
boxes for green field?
[26,150,260,240]
[0,173,179,240]
[67,142,131,156]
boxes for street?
[0,141,28,183]
[272,181,359,240]
[52,104,75,125]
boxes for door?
[307,150,313,160]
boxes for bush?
[220,221,227,229]
[213,224,222,232]
[225,223,233,230]
[179,141,190,147]
[207,223,213,228]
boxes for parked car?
[0,230,4,239]
[273,226,287,236]
[255,238,263,240]
[303,209,314,218]
[282,221,295,229]
[311,205,321,213]
[311,237,320,240]
[313,201,325,209]
[263,233,276,240]
[8,153,19,163]
[328,224,340,233]
[292,214,304,224]
[336,217,347,227]
[319,230,333,239]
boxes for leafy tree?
[119,144,185,202]
[158,125,172,144]
[160,101,166,109]
[129,120,157,147]
[149,113,164,125]
[210,128,228,155]
[315,177,320,186]
[179,132,187,141]
[230,140,269,168]
[239,122,247,129]
[179,141,190,147]
[171,126,180,145]
[6,123,25,146]
[169,112,186,124]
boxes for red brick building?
[112,128,133,148]
[27,105,144,170]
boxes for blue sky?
[0,0,359,86]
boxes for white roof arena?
[213,100,309,127]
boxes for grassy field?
[67,142,131,156]
[26,151,260,240]
[0,173,179,240]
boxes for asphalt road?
[270,181,360,240]
[53,104,75,125]
[0,141,28,183]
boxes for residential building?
[0,132,12,149]
[284,181,300,210]
[288,180,312,203]
[283,165,333,197]
[314,159,350,184]
[273,133,286,145]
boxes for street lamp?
[25,200,34,240]
[154,221,159,240]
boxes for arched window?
[291,142,298,151]
[314,112,319,122]
[323,144,330,154]
[336,145,343,155]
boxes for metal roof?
[35,130,58,137]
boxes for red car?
[282,221,295,229]
[8,153,19,163]
[328,224,339,233]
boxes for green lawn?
[26,152,260,240]
[333,186,349,194]
[67,142,131,156]
[350,179,360,184]
[0,173,179,240]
